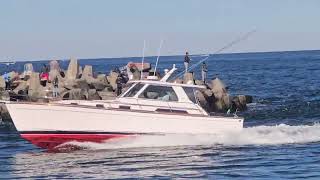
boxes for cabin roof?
[129,80,207,89]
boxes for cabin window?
[119,105,131,109]
[182,87,197,103]
[123,83,144,97]
[96,104,104,108]
[139,85,178,101]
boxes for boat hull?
[6,103,243,150]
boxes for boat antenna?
[171,29,257,80]
[141,40,146,80]
[154,40,164,76]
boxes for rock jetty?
[0,58,252,121]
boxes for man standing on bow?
[184,52,191,73]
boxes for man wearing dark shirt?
[184,52,191,73]
[116,76,123,96]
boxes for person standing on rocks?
[184,52,191,73]
[52,76,59,97]
[40,64,49,86]
[201,61,208,83]
[116,76,123,96]
[3,72,11,90]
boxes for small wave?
[63,124,320,150]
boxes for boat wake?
[63,124,320,150]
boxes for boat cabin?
[120,80,205,103]
[116,80,209,115]
[60,80,209,116]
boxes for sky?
[0,0,320,61]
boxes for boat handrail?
[121,98,201,110]
[128,80,206,89]
[117,97,197,106]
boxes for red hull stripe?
[20,131,146,135]
[20,133,133,150]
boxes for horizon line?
[3,49,320,63]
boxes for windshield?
[123,83,145,97]
[138,85,178,101]
[182,87,197,103]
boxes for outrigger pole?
[171,29,257,80]
[141,40,146,80]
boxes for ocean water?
[1,50,320,179]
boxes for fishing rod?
[189,54,210,58]
[154,40,164,76]
[171,29,257,80]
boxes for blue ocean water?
[1,50,320,179]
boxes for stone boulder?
[87,89,102,100]
[23,63,34,77]
[66,58,79,80]
[183,72,194,84]
[66,88,87,100]
[203,89,213,97]
[214,94,230,111]
[0,103,11,121]
[98,90,116,100]
[91,74,109,91]
[28,72,45,100]
[78,66,83,77]
[210,78,227,98]
[49,60,60,81]
[231,95,253,111]
[13,81,28,94]
[63,79,78,90]
[97,74,107,81]
[0,91,10,101]
[128,62,151,71]
[90,79,108,91]
[9,71,19,81]
[173,78,183,84]
[82,65,93,80]
[195,90,211,112]
[0,76,5,90]
[107,72,119,90]
[210,78,230,111]
[75,79,90,90]
[195,80,205,85]
[49,60,60,71]
[127,64,141,80]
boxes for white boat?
[4,67,244,150]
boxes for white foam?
[65,124,320,150]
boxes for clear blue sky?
[0,0,319,61]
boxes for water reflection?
[11,146,215,179]
[9,143,320,179]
